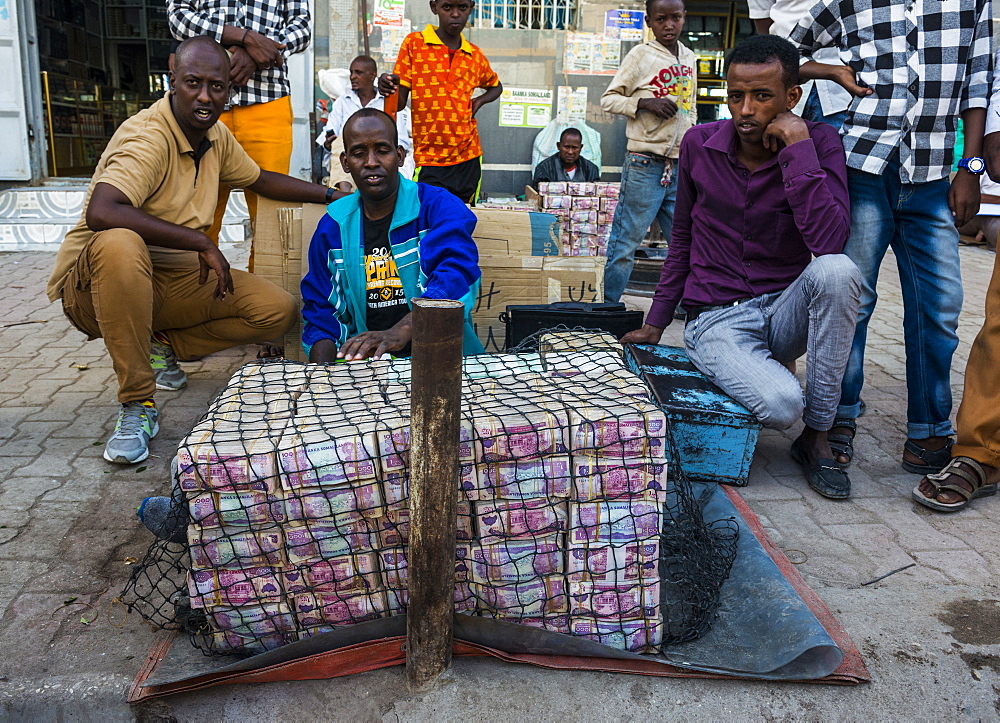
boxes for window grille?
[472,0,577,30]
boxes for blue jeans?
[837,160,962,439]
[685,256,861,431]
[801,85,848,131]
[603,152,679,302]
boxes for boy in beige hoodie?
[601,0,697,302]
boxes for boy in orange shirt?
[379,0,503,204]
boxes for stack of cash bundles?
[177,331,668,655]
[537,181,620,257]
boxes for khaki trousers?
[208,96,294,271]
[954,249,1000,466]
[60,229,296,403]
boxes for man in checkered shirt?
[168,0,310,265]
[790,0,992,480]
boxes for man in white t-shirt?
[315,55,414,186]
[748,0,850,128]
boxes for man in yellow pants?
[47,38,339,466]
[167,0,310,268]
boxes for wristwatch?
[325,187,336,203]
[958,156,987,175]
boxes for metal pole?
[406,298,464,692]
[359,0,370,58]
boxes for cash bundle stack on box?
[177,335,669,655]
[537,181,620,257]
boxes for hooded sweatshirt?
[600,39,697,159]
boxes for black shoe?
[791,436,851,500]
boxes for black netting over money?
[121,329,738,657]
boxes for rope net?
[121,329,738,657]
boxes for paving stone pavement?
[0,245,998,720]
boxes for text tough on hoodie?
[600,39,698,159]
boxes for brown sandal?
[911,457,998,513]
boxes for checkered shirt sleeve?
[167,0,311,107]
[790,0,993,183]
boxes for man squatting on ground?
[137,107,484,541]
[45,37,340,466]
[531,128,601,188]
[622,35,862,500]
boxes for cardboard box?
[472,208,603,352]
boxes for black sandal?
[827,418,857,467]
[901,438,954,475]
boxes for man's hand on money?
[338,314,413,361]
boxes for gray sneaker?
[104,401,159,464]
[150,339,187,391]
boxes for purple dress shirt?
[646,119,850,329]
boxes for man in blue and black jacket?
[301,108,484,362]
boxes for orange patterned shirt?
[394,25,500,167]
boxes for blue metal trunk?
[626,344,761,487]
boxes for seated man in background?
[531,127,601,188]
[46,36,338,466]
[302,108,484,362]
[622,35,861,499]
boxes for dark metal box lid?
[626,344,758,423]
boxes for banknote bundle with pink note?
[282,554,380,594]
[474,575,568,617]
[568,617,663,653]
[293,589,388,628]
[571,460,667,501]
[475,498,568,545]
[570,402,667,460]
[188,566,284,608]
[567,580,660,619]
[470,538,563,583]
[188,526,286,569]
[565,539,660,583]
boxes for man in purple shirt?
[622,35,861,499]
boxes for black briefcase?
[500,302,644,350]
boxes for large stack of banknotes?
[177,331,669,655]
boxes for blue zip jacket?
[301,178,484,356]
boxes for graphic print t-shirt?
[363,213,412,356]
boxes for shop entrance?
[35,0,168,176]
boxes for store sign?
[604,10,644,41]
[373,0,405,27]
[498,87,553,128]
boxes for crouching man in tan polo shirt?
[47,36,340,465]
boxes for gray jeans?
[683,255,862,431]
